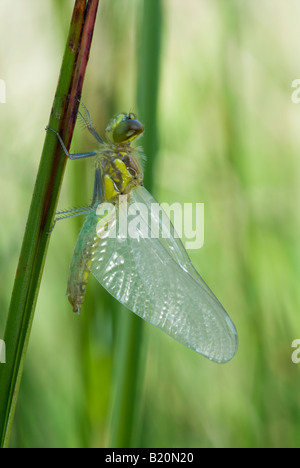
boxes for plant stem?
[0,0,99,448]
[108,0,163,448]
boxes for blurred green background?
[1,0,300,448]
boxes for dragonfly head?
[105,113,144,144]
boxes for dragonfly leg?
[77,100,104,144]
[47,206,95,235]
[46,126,100,160]
[46,105,104,234]
[91,167,103,205]
[48,167,103,235]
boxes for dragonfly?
[47,102,238,364]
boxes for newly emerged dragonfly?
[48,103,238,363]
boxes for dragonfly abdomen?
[67,210,99,313]
[67,259,92,314]
[66,199,119,313]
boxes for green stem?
[0,0,99,448]
[108,0,163,448]
[108,312,145,447]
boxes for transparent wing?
[87,186,237,363]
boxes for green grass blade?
[108,0,162,448]
[0,0,99,448]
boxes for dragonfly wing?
[90,186,238,363]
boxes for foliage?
[0,0,299,448]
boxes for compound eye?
[113,117,144,143]
[106,113,144,143]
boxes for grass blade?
[108,0,162,448]
[0,0,99,448]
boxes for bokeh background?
[1,0,300,448]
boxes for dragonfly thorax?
[98,145,143,201]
